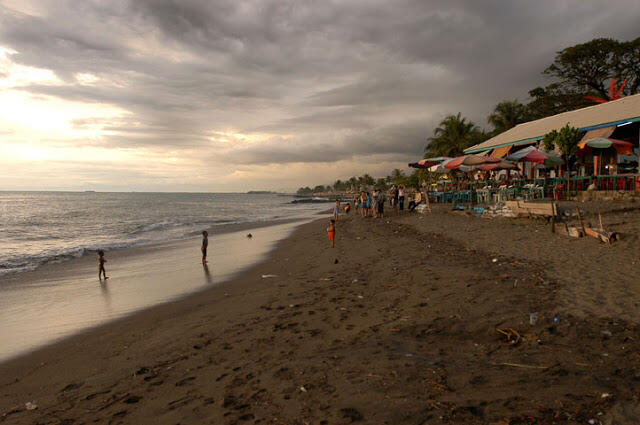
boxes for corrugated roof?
[465,93,640,153]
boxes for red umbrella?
[476,161,517,172]
[506,146,563,167]
[444,155,501,170]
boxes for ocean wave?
[0,241,133,277]
[0,193,328,278]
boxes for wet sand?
[2,206,640,424]
[0,218,310,362]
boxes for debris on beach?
[574,207,619,244]
[24,401,37,410]
[261,274,278,278]
[496,328,521,345]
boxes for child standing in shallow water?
[201,231,208,265]
[98,250,108,280]
[327,219,336,248]
[333,200,340,221]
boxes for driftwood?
[575,207,619,244]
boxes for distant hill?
[246,190,276,194]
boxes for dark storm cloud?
[2,0,640,164]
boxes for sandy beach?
[2,204,640,424]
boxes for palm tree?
[425,113,485,157]
[390,168,405,185]
[360,174,375,186]
[488,100,529,135]
[348,176,358,191]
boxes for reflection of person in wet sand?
[98,250,108,280]
[201,231,208,265]
[203,264,213,284]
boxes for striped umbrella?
[444,155,501,170]
[506,146,563,167]
[408,157,450,169]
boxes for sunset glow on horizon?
[1,1,639,191]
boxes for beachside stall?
[410,95,640,204]
[462,93,640,200]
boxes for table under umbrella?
[577,137,634,176]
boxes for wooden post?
[576,207,585,234]
[599,212,604,231]
[550,201,556,233]
[424,189,432,214]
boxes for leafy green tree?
[544,38,640,100]
[333,179,347,191]
[404,170,421,189]
[296,186,313,195]
[425,113,486,157]
[542,129,558,152]
[312,185,326,193]
[375,178,387,189]
[359,174,375,186]
[543,125,582,178]
[526,84,594,120]
[488,100,529,134]
[526,37,640,120]
[390,168,405,185]
[348,176,358,190]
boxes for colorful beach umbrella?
[506,146,563,167]
[578,137,634,155]
[444,155,501,170]
[408,157,450,169]
[428,159,474,173]
[475,160,517,172]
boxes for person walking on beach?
[372,189,379,218]
[98,250,108,280]
[378,189,385,218]
[392,185,399,215]
[398,184,406,213]
[201,231,209,265]
[333,200,340,220]
[327,219,336,248]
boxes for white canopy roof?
[465,93,640,154]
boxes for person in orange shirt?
[327,219,336,248]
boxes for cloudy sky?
[1,0,639,192]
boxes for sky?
[1,0,639,192]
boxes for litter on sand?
[261,274,278,278]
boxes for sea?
[0,191,326,277]
[0,191,330,361]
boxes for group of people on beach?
[98,230,211,280]
[326,184,425,248]
[99,186,424,277]
[351,184,424,217]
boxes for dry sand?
[2,204,640,424]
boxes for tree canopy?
[544,37,640,100]
[526,37,640,119]
[488,100,529,134]
[425,113,487,157]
